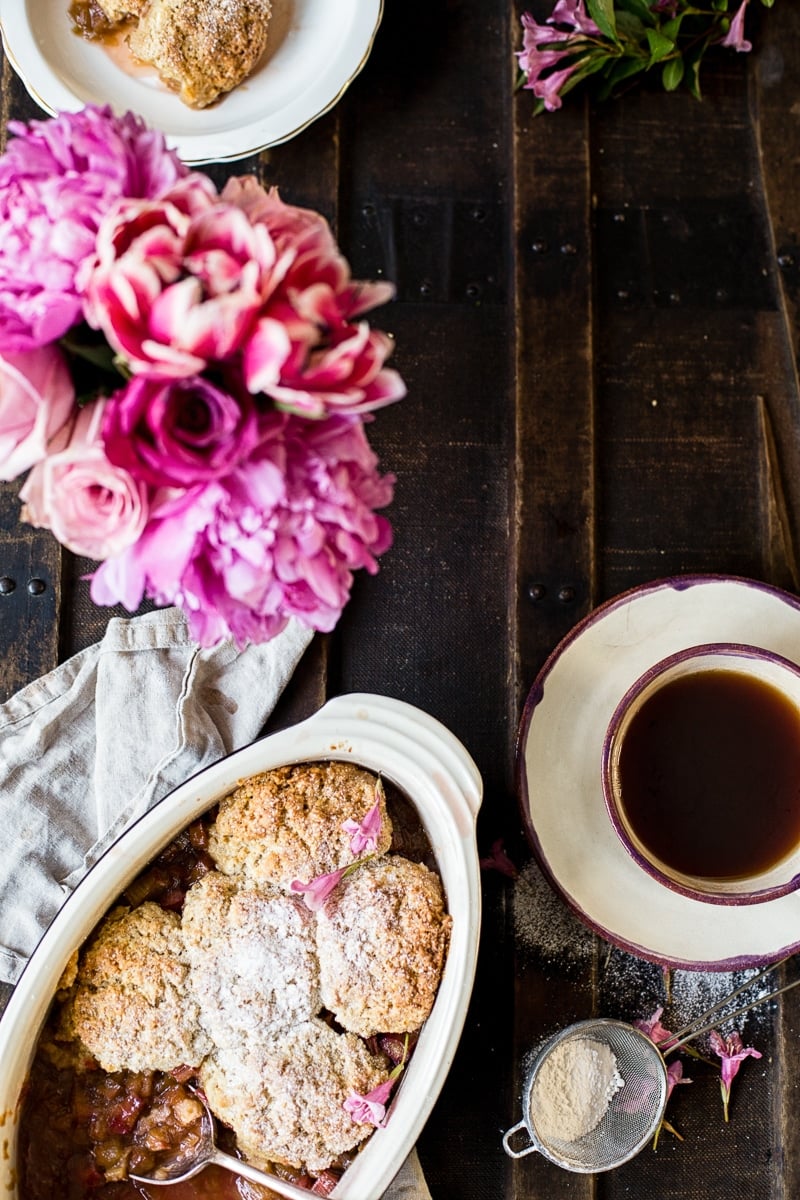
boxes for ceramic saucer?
[516,574,800,969]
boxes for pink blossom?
[533,62,583,111]
[343,1077,396,1128]
[0,106,187,353]
[101,373,259,487]
[517,7,600,111]
[289,866,348,912]
[90,412,394,647]
[20,401,149,560]
[549,0,601,36]
[81,174,286,377]
[222,179,405,418]
[665,1057,690,1101]
[721,1,752,53]
[633,1006,678,1051]
[709,1029,762,1121]
[343,787,384,856]
[479,838,518,879]
[0,346,75,480]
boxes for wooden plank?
[0,484,61,703]
[511,5,598,1197]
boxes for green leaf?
[684,48,703,100]
[586,0,618,41]
[660,16,686,41]
[596,55,647,98]
[646,28,676,64]
[614,0,656,24]
[614,11,648,42]
[661,55,685,91]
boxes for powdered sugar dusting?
[512,859,775,1037]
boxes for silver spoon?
[128,1088,330,1199]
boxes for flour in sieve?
[530,1036,624,1145]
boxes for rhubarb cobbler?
[18,762,451,1199]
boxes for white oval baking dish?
[0,692,483,1199]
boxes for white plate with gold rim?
[517,574,800,970]
[0,0,382,164]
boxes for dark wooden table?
[4,1,800,1197]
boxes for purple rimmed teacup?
[601,642,800,906]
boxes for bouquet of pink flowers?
[0,106,404,647]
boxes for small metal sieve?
[502,1018,668,1172]
[503,955,800,1173]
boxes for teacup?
[601,642,800,905]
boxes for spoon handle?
[211,1146,332,1199]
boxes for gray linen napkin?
[0,606,431,1199]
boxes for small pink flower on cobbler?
[709,1029,762,1122]
[343,1078,396,1128]
[20,400,149,561]
[0,346,75,481]
[0,105,188,353]
[289,866,349,912]
[102,373,259,487]
[343,782,384,855]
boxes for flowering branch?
[517,0,775,114]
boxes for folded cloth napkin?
[0,606,431,1200]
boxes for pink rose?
[81,175,289,378]
[102,374,259,486]
[20,401,149,561]
[0,346,75,480]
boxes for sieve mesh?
[526,1019,669,1172]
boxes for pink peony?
[81,174,283,377]
[20,401,149,561]
[222,179,406,417]
[0,106,188,353]
[0,346,75,480]
[90,412,394,647]
[102,373,259,487]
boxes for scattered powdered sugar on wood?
[512,859,774,1037]
[512,860,595,971]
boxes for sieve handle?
[502,1119,541,1159]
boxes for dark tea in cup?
[602,643,800,904]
